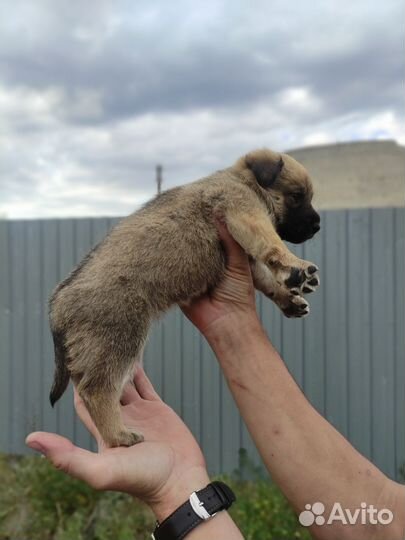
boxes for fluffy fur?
[49,148,320,447]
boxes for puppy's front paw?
[289,267,320,296]
[281,292,310,318]
[274,260,319,295]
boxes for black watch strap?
[152,481,236,540]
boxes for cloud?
[0,0,403,218]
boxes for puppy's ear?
[246,155,284,189]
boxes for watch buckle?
[189,491,215,520]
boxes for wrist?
[148,467,211,523]
[204,310,266,356]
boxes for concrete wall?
[289,140,405,210]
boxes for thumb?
[26,432,105,490]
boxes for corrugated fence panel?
[370,209,396,479]
[9,222,26,452]
[0,220,10,453]
[302,220,325,415]
[40,220,60,447]
[394,208,405,478]
[323,211,349,436]
[25,221,42,438]
[0,209,404,481]
[180,317,202,442]
[347,210,372,457]
[200,333,222,474]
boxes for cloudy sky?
[0,0,404,218]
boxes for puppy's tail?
[49,330,70,407]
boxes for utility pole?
[156,165,163,194]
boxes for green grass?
[0,452,311,540]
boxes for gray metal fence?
[0,208,404,481]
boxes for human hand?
[181,220,259,337]
[26,368,209,521]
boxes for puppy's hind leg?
[79,378,144,447]
[72,323,149,448]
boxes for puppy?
[49,148,321,447]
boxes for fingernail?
[27,440,46,455]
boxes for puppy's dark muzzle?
[290,222,321,243]
[278,210,321,244]
[305,212,321,238]
[304,221,321,241]
[311,220,321,234]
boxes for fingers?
[214,218,249,272]
[133,367,161,401]
[120,380,140,405]
[121,367,160,404]
[25,432,107,490]
[74,368,159,422]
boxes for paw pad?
[283,294,310,318]
[285,263,320,297]
[284,267,305,288]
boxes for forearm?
[205,314,405,540]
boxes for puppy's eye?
[290,192,303,203]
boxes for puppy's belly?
[124,231,226,309]
[52,230,226,366]
[168,245,226,305]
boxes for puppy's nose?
[312,222,320,233]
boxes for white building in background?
[289,140,405,210]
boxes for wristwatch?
[152,481,236,540]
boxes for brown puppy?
[49,148,320,447]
